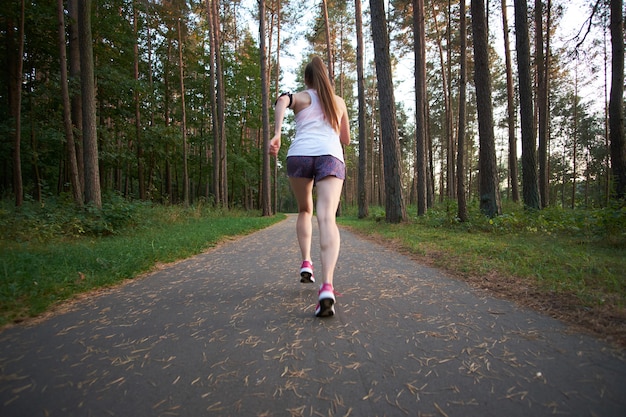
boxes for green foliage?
[0,193,142,242]
[369,207,387,222]
[399,200,626,247]
[340,203,626,311]
[0,197,284,326]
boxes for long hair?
[304,56,340,132]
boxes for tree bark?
[164,38,173,202]
[572,69,579,209]
[447,0,455,198]
[457,0,468,222]
[273,0,281,215]
[413,0,427,216]
[211,0,227,206]
[609,0,625,199]
[369,0,406,223]
[321,0,335,84]
[430,3,454,199]
[67,0,84,193]
[78,0,102,208]
[356,0,368,219]
[501,0,519,203]
[7,0,25,206]
[514,0,540,209]
[471,0,501,217]
[213,0,229,207]
[206,0,219,205]
[536,0,549,207]
[57,0,82,206]
[259,0,272,216]
[133,1,145,200]
[177,18,189,206]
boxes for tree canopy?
[1,0,623,217]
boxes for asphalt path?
[1,214,625,417]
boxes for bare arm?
[337,97,350,146]
[269,92,311,156]
[269,94,290,156]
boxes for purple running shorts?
[286,155,346,183]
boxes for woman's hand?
[269,134,281,156]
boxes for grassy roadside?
[2,197,624,345]
[0,200,284,327]
[339,204,626,346]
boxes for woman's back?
[288,90,344,162]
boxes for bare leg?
[289,177,314,263]
[315,176,344,286]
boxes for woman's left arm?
[338,98,351,146]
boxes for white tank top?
[287,90,344,162]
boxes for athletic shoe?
[300,260,315,283]
[315,283,335,317]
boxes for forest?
[1,0,625,222]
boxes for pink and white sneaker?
[315,283,335,317]
[300,261,315,283]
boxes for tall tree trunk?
[78,0,102,208]
[603,7,610,205]
[572,66,579,208]
[609,0,626,199]
[430,3,454,199]
[471,0,501,217]
[447,0,455,198]
[206,0,219,205]
[177,18,189,206]
[67,0,84,193]
[457,0,468,222]
[213,1,229,207]
[368,87,376,206]
[29,85,42,202]
[369,0,406,223]
[146,8,157,198]
[427,100,435,207]
[413,0,427,216]
[321,0,335,84]
[57,0,82,206]
[545,0,551,203]
[211,0,227,206]
[514,0,540,209]
[164,38,173,202]
[501,0,519,203]
[133,1,145,200]
[7,0,25,207]
[536,0,549,207]
[273,0,281,215]
[377,132,385,205]
[259,0,272,216]
[356,0,368,219]
[561,142,566,206]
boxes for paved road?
[1,215,625,417]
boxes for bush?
[347,201,626,246]
[0,193,145,243]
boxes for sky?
[243,0,607,113]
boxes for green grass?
[339,202,626,310]
[0,198,284,326]
[2,196,625,335]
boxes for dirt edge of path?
[341,225,626,350]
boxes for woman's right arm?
[269,95,290,156]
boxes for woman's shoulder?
[333,94,347,112]
[294,90,312,99]
[292,91,312,113]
